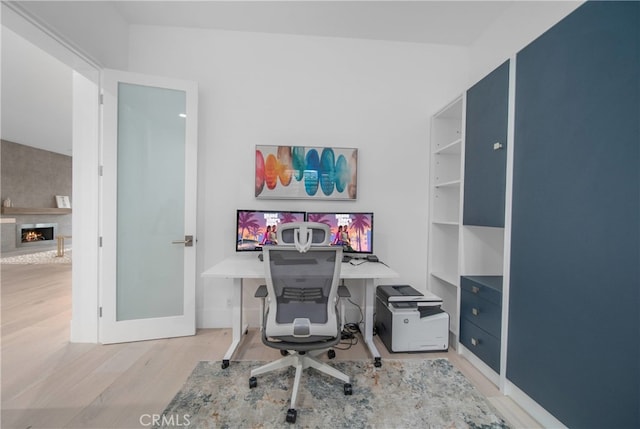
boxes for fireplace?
[16,223,58,247]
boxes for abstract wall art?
[255,145,358,200]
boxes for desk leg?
[363,279,382,367]
[222,278,244,369]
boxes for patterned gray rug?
[159,358,510,428]
[0,248,71,264]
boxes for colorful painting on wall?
[255,145,358,200]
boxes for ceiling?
[111,1,513,46]
[1,27,73,155]
[1,1,515,156]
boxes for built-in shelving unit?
[1,207,72,215]
[428,96,464,340]
[426,4,639,428]
[428,71,508,380]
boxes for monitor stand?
[342,254,378,263]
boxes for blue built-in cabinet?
[509,2,639,429]
[458,61,509,380]
[463,61,509,227]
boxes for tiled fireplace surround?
[1,140,72,253]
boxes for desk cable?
[335,283,364,351]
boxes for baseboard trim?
[504,379,567,428]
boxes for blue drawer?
[459,317,501,373]
[460,289,502,338]
[460,276,503,306]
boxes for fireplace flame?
[23,231,44,242]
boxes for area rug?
[158,359,510,428]
[0,248,71,264]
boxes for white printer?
[375,285,449,352]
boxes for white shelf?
[434,138,462,155]
[430,272,459,287]
[432,146,461,184]
[431,220,459,226]
[428,95,463,349]
[433,179,461,188]
[1,207,72,215]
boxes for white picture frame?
[56,195,71,208]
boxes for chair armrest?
[255,285,268,298]
[338,285,351,298]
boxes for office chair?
[249,222,352,423]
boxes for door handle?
[172,235,193,247]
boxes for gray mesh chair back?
[262,222,341,344]
[263,247,341,343]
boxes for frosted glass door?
[116,83,185,321]
[100,70,198,344]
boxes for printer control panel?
[390,302,418,309]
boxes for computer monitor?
[236,209,306,251]
[306,212,374,255]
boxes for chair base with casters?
[249,335,352,423]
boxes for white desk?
[202,254,399,368]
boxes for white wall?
[467,0,583,87]
[127,26,469,327]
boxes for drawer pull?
[471,286,480,294]
[472,308,480,316]
[471,338,480,347]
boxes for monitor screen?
[236,209,306,251]
[306,212,374,254]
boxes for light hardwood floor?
[1,262,541,428]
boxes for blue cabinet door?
[509,2,639,428]
[463,61,509,227]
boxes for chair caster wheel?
[249,376,257,389]
[344,383,353,395]
[374,357,382,368]
[286,408,297,423]
[280,349,289,356]
[221,359,229,369]
[328,349,336,359]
